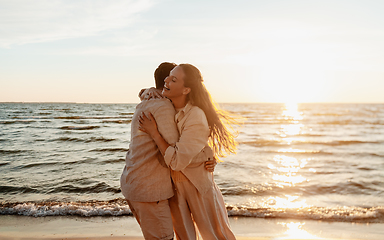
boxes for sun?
[252,40,332,103]
[258,64,327,103]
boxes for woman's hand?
[138,111,170,156]
[138,112,159,138]
[138,88,146,100]
[205,157,218,172]
[139,87,163,101]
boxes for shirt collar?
[175,101,193,123]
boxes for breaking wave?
[1,199,383,223]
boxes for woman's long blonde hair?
[179,63,237,158]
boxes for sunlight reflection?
[278,222,322,239]
[272,174,306,185]
[278,148,309,153]
[264,103,312,212]
[265,195,308,209]
[279,123,304,137]
[282,102,303,121]
[278,103,304,143]
[269,155,307,187]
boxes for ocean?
[1,102,383,223]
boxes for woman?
[139,64,236,240]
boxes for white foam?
[1,200,132,217]
[227,206,384,223]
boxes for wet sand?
[0,215,382,240]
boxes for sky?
[1,0,384,103]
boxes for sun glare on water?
[282,102,303,121]
[279,102,303,138]
[264,195,309,209]
[264,102,311,210]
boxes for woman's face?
[162,66,190,101]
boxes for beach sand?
[0,215,383,240]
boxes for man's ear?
[183,87,191,95]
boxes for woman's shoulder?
[187,105,208,125]
[188,105,205,116]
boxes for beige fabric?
[164,102,214,194]
[170,180,236,240]
[171,170,189,182]
[127,199,174,240]
[164,102,235,240]
[120,98,179,202]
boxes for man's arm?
[151,100,179,150]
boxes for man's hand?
[205,157,217,172]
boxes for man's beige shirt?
[164,102,214,194]
[120,98,178,202]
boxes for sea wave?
[243,119,384,125]
[262,149,333,155]
[0,185,40,194]
[54,116,131,120]
[13,158,101,170]
[54,137,116,143]
[60,126,100,130]
[0,182,120,195]
[0,199,131,217]
[0,120,36,124]
[2,178,380,199]
[227,205,384,223]
[240,139,382,147]
[46,183,120,194]
[1,116,132,121]
[100,158,126,164]
[90,148,128,152]
[0,150,32,155]
[1,199,383,222]
[318,120,384,125]
[18,161,59,169]
[102,120,132,124]
[220,180,383,196]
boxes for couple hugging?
[120,62,237,240]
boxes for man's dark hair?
[154,62,177,90]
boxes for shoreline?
[0,215,383,240]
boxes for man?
[120,62,179,240]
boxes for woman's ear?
[183,87,191,95]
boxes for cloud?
[0,0,153,48]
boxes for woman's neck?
[171,96,187,109]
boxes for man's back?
[120,98,178,202]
